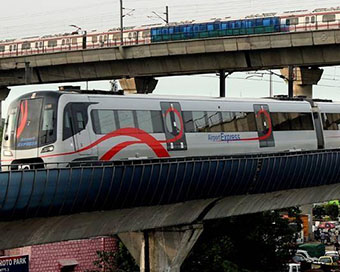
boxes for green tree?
[324,203,339,220]
[87,240,139,272]
[313,205,325,220]
[89,210,299,272]
[182,209,299,272]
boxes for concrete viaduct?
[0,29,340,97]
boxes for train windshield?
[3,95,57,150]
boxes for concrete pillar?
[0,87,10,127]
[118,224,203,272]
[300,204,314,242]
[280,67,323,98]
[219,69,226,97]
[119,77,158,94]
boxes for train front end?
[1,91,59,170]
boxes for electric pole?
[165,6,169,24]
[120,0,124,45]
[151,6,169,24]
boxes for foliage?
[313,203,339,220]
[181,209,299,272]
[313,205,325,220]
[88,209,300,272]
[324,203,339,220]
[86,240,139,272]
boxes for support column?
[280,67,323,98]
[300,205,314,242]
[119,77,158,94]
[219,69,226,97]
[118,224,203,272]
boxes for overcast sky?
[1,0,340,115]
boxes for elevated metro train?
[0,7,339,57]
[2,88,340,169]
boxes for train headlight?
[3,150,13,156]
[41,145,54,153]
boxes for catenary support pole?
[120,0,124,46]
[119,224,203,272]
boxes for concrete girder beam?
[119,224,203,272]
[119,77,158,94]
[280,67,324,98]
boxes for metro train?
[0,7,339,57]
[2,87,340,169]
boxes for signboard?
[0,255,29,272]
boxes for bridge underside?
[0,182,340,250]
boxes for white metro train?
[1,88,340,169]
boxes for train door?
[160,102,187,151]
[66,103,93,156]
[254,104,275,148]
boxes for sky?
[1,0,340,115]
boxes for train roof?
[12,89,318,105]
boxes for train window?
[263,18,271,26]
[207,24,214,31]
[91,110,116,134]
[271,112,314,130]
[9,45,12,52]
[151,111,164,133]
[75,112,84,129]
[192,111,208,132]
[47,40,57,47]
[286,17,299,26]
[42,106,54,131]
[182,112,195,132]
[71,38,77,45]
[21,42,31,50]
[323,14,336,23]
[61,39,65,46]
[35,42,39,48]
[117,111,135,129]
[0,45,4,52]
[271,112,290,131]
[135,110,163,133]
[322,113,340,130]
[128,32,132,39]
[289,113,314,130]
[40,104,56,145]
[311,16,316,24]
[136,110,153,133]
[104,35,107,41]
[99,36,103,42]
[199,24,207,31]
[13,44,17,50]
[305,17,310,24]
[66,38,70,44]
[142,31,148,38]
[221,112,237,132]
[207,112,222,132]
[39,41,43,48]
[255,19,263,26]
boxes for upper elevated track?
[0,29,340,87]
